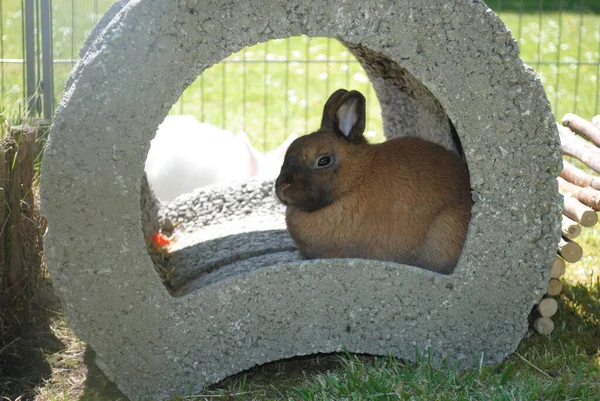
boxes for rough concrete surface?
[40,0,562,399]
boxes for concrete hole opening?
[41,0,562,398]
[140,36,470,297]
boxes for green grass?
[171,37,386,149]
[1,2,599,151]
[170,9,600,151]
[1,1,600,400]
[192,229,600,400]
[2,224,599,401]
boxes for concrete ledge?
[41,0,562,399]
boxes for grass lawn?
[1,2,599,151]
[1,1,600,400]
[2,225,599,401]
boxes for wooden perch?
[560,160,600,191]
[558,125,600,174]
[558,237,583,263]
[562,194,598,227]
[550,257,566,279]
[558,177,600,210]
[533,316,555,335]
[561,215,581,239]
[562,113,600,147]
[536,297,559,318]
[547,278,563,296]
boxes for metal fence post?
[41,0,54,120]
[24,0,36,116]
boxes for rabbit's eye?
[316,155,332,168]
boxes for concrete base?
[41,0,562,399]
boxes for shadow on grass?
[2,277,598,401]
[0,282,126,401]
[79,346,126,401]
[515,279,600,373]
[75,279,600,400]
[0,287,64,400]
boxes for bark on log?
[533,316,555,335]
[561,215,581,239]
[560,160,600,191]
[550,257,566,279]
[562,113,600,147]
[547,278,563,296]
[558,237,583,263]
[562,194,598,227]
[536,297,559,318]
[0,143,4,312]
[7,134,22,296]
[558,177,600,210]
[558,125,600,174]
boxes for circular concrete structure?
[41,0,562,399]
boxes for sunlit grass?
[1,2,599,152]
[1,1,600,400]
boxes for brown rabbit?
[275,89,472,274]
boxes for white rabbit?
[260,133,298,178]
[144,115,294,202]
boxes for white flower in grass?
[287,90,298,104]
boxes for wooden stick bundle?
[550,257,566,279]
[557,177,600,210]
[561,215,581,239]
[532,316,555,336]
[558,125,600,174]
[532,114,600,336]
[562,113,600,147]
[546,278,563,297]
[560,160,600,191]
[558,237,582,263]
[562,194,598,227]
[536,297,559,318]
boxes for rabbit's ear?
[320,89,349,131]
[334,91,366,141]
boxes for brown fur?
[275,89,471,274]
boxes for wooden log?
[560,160,600,191]
[562,194,598,227]
[561,215,581,239]
[547,278,563,296]
[558,237,583,263]
[550,257,566,279]
[18,130,37,291]
[562,113,600,147]
[558,125,600,174]
[536,297,559,318]
[592,115,600,128]
[557,176,600,210]
[7,134,22,296]
[0,140,5,312]
[533,316,555,335]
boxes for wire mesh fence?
[0,0,598,150]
